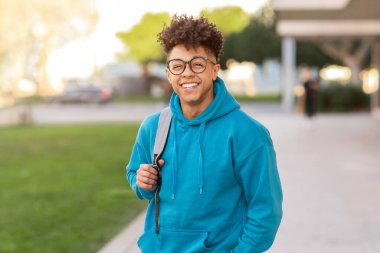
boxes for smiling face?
[166,44,220,116]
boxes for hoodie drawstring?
[198,122,206,195]
[170,120,206,198]
[171,115,178,200]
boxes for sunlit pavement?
[264,114,380,253]
[0,103,168,126]
[0,102,284,126]
[2,103,379,253]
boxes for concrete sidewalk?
[97,210,146,253]
[0,102,283,126]
[98,112,380,253]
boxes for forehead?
[168,44,210,60]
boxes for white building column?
[282,37,296,112]
[371,41,380,117]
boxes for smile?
[180,82,199,89]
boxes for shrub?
[318,83,370,112]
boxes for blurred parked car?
[46,86,113,104]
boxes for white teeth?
[182,83,198,89]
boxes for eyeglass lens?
[168,57,207,75]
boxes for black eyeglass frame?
[166,56,217,75]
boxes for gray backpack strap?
[153,107,172,167]
[153,107,172,234]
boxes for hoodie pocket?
[137,227,215,253]
[160,227,211,252]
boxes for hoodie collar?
[169,76,240,125]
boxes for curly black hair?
[157,14,223,61]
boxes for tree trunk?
[343,57,361,85]
[36,33,53,96]
[316,39,371,85]
[141,63,151,95]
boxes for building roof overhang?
[272,0,380,38]
[272,0,350,11]
[277,20,380,37]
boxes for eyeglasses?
[167,56,216,75]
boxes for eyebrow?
[167,55,207,62]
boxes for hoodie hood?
[169,76,240,125]
[167,76,240,199]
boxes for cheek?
[207,69,217,81]
[169,77,181,93]
[169,76,179,87]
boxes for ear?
[212,64,220,80]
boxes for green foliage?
[297,41,338,68]
[318,83,370,112]
[220,5,338,69]
[200,6,250,36]
[116,12,170,63]
[0,124,146,253]
[221,18,281,69]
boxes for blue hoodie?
[127,77,283,253]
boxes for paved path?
[0,102,283,126]
[267,114,380,253]
[97,210,146,253]
[97,109,380,252]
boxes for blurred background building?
[272,0,380,115]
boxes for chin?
[184,93,201,101]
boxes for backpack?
[152,107,172,234]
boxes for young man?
[127,15,283,253]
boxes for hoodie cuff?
[137,186,157,200]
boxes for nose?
[182,62,195,77]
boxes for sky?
[94,0,268,64]
[95,0,267,34]
[47,0,267,81]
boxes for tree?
[116,12,170,64]
[199,6,250,36]
[296,41,339,68]
[220,6,336,70]
[0,0,97,96]
[116,12,170,93]
[221,17,282,69]
[316,39,371,84]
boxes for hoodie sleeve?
[126,126,157,201]
[232,142,283,253]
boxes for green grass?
[234,93,281,103]
[113,93,281,103]
[113,93,282,103]
[16,96,45,105]
[0,124,147,253]
[15,93,281,105]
